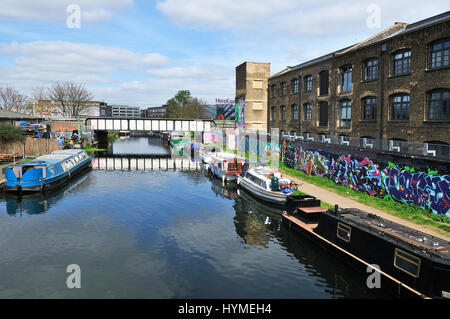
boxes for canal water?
[0,137,389,298]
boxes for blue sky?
[0,0,449,107]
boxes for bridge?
[93,156,201,171]
[86,117,215,132]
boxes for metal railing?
[281,132,450,160]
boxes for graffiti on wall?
[329,155,385,197]
[381,166,450,216]
[283,141,450,216]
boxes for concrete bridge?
[86,117,215,132]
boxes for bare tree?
[30,84,49,116]
[0,86,27,112]
[48,81,94,119]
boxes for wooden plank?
[299,206,327,214]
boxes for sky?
[0,0,449,108]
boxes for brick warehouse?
[237,11,450,156]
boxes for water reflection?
[110,136,170,156]
[2,172,90,215]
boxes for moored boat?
[282,206,450,299]
[237,165,296,204]
[208,152,245,183]
[4,149,92,193]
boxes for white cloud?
[157,0,450,36]
[0,0,133,23]
[147,65,232,81]
[0,41,169,77]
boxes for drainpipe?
[298,72,302,137]
[379,44,386,140]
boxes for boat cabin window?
[245,172,267,189]
[393,248,421,278]
[337,222,351,242]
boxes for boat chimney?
[334,204,339,216]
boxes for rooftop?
[0,109,41,120]
[270,10,450,79]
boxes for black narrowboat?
[282,206,450,299]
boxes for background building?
[261,11,449,156]
[142,105,168,118]
[105,105,141,118]
[235,62,271,130]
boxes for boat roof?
[212,152,245,160]
[333,208,450,261]
[16,149,86,165]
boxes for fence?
[281,132,450,160]
[0,137,61,159]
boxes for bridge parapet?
[86,117,215,132]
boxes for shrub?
[0,124,25,142]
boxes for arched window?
[291,78,299,94]
[280,105,286,121]
[303,103,312,121]
[429,38,450,69]
[291,104,299,121]
[280,82,287,96]
[340,65,352,92]
[304,75,312,92]
[425,141,449,158]
[392,50,411,76]
[363,58,378,81]
[362,97,377,121]
[339,100,352,128]
[390,94,410,121]
[427,89,449,121]
[270,106,276,121]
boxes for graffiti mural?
[328,155,385,197]
[295,146,329,176]
[381,166,450,216]
[282,139,450,216]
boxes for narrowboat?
[282,206,450,299]
[4,149,92,193]
[237,165,297,204]
[208,152,245,183]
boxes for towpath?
[285,173,450,241]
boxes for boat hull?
[238,176,287,204]
[5,157,92,193]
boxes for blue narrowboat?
[4,149,92,193]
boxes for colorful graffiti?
[381,166,450,216]
[328,155,385,197]
[283,141,450,216]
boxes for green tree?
[165,90,208,119]
[166,90,192,118]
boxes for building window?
[340,100,352,128]
[319,101,328,127]
[319,70,329,96]
[427,89,450,121]
[363,58,378,81]
[271,85,276,97]
[392,50,411,76]
[291,78,299,94]
[304,75,312,92]
[270,106,275,121]
[304,103,312,121]
[280,105,286,121]
[390,94,410,121]
[341,65,352,93]
[362,97,377,121]
[281,82,287,96]
[291,104,299,121]
[429,38,450,69]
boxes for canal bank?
[282,171,450,242]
